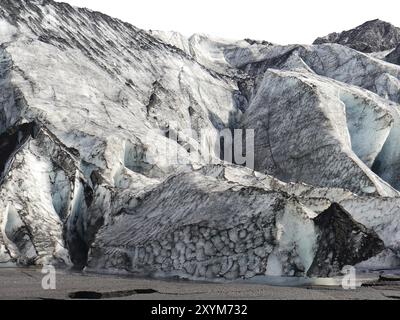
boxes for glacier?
[0,0,400,279]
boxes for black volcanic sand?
[0,268,399,300]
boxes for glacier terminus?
[0,0,400,282]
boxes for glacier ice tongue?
[0,0,399,278]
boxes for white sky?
[56,0,400,45]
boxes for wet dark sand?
[0,268,399,300]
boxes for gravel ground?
[0,268,399,300]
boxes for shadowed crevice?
[0,121,39,183]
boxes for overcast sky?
[56,0,400,45]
